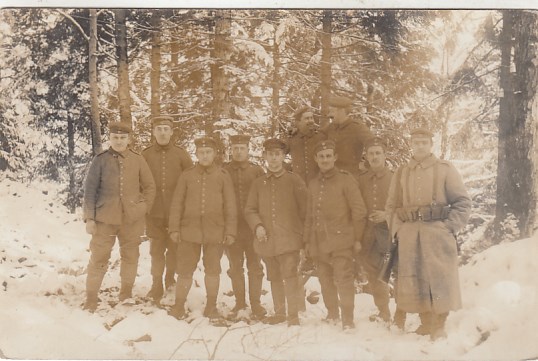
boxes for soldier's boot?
[319,276,340,323]
[430,312,448,341]
[262,280,286,325]
[203,275,221,320]
[297,286,307,312]
[168,277,192,320]
[83,291,99,313]
[119,284,133,302]
[393,308,407,330]
[248,275,267,319]
[284,277,300,326]
[119,248,138,302]
[83,268,105,312]
[338,282,356,330]
[369,279,391,324]
[414,312,433,336]
[147,275,164,303]
[230,274,248,315]
[164,271,176,290]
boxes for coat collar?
[230,160,249,169]
[318,166,338,179]
[365,166,390,179]
[108,147,127,158]
[408,154,438,169]
[334,117,352,130]
[196,163,217,174]
[266,167,286,178]
[154,141,172,151]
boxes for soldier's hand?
[224,235,235,246]
[369,210,386,224]
[396,208,408,222]
[85,220,97,235]
[255,225,267,242]
[353,241,362,254]
[170,232,181,244]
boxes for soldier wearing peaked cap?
[288,106,326,185]
[321,95,373,178]
[244,138,308,326]
[303,138,367,330]
[386,127,471,340]
[142,115,193,304]
[82,122,156,312]
[356,136,394,325]
[223,134,267,319]
[167,136,237,321]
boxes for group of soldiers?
[82,95,471,340]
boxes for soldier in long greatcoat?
[385,127,471,340]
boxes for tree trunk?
[89,9,102,155]
[320,10,332,128]
[150,10,162,118]
[494,10,538,239]
[114,9,133,126]
[271,15,281,136]
[170,39,180,117]
[67,115,76,214]
[210,9,232,138]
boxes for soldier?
[142,116,193,305]
[322,95,373,178]
[385,127,471,340]
[356,137,392,324]
[168,137,237,321]
[82,122,156,312]
[223,134,266,319]
[288,106,326,185]
[304,139,367,330]
[244,138,307,326]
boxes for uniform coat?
[357,167,393,269]
[385,154,471,314]
[223,160,265,240]
[142,142,193,220]
[83,148,156,225]
[168,164,237,244]
[303,167,367,256]
[321,117,372,177]
[244,169,307,257]
[288,130,326,184]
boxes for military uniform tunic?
[321,117,373,177]
[386,154,471,314]
[288,129,326,184]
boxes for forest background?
[1,8,538,263]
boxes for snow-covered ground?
[1,178,537,360]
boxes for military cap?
[314,139,336,155]
[151,115,174,128]
[364,136,387,152]
[263,138,288,153]
[328,95,353,108]
[194,137,218,150]
[230,134,251,145]
[294,106,312,121]
[410,127,434,138]
[109,122,132,134]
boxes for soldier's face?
[411,136,433,161]
[264,149,285,172]
[154,125,173,145]
[315,148,337,173]
[231,144,249,162]
[109,133,130,152]
[328,107,347,124]
[366,145,386,170]
[297,112,315,134]
[196,146,216,167]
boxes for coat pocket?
[125,199,147,222]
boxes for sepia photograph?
[0,6,537,360]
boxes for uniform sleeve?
[303,184,313,246]
[140,157,156,212]
[345,176,368,243]
[385,167,404,238]
[444,163,472,234]
[244,180,263,231]
[83,156,101,221]
[222,170,238,237]
[293,175,308,223]
[169,173,187,233]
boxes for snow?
[1,178,537,360]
